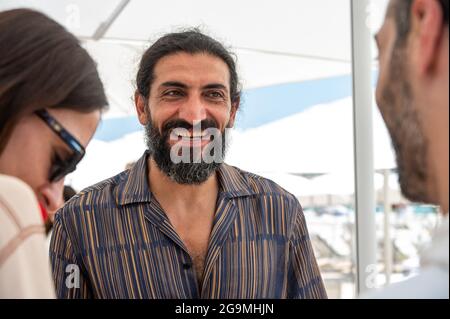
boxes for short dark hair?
[394,0,449,44]
[136,29,241,105]
[0,9,108,154]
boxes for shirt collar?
[117,151,257,206]
[216,163,257,198]
[117,151,153,206]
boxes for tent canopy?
[0,0,389,118]
[1,0,396,189]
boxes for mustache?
[161,119,220,137]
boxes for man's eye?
[206,91,224,99]
[164,90,183,97]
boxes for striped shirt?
[50,152,327,299]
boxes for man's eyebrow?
[159,81,188,89]
[203,83,227,90]
[158,82,228,91]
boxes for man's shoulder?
[58,170,130,219]
[225,165,299,203]
[226,166,306,236]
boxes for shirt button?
[183,263,192,270]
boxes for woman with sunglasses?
[0,9,108,298]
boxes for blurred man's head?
[375,0,449,212]
[134,30,241,185]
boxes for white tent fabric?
[2,0,395,195]
[226,97,396,174]
[65,131,146,190]
[0,0,357,59]
[255,172,317,197]
[252,171,400,198]
[308,171,400,196]
[0,0,389,117]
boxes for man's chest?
[80,201,291,298]
[174,217,214,283]
[85,228,289,298]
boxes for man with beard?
[368,0,448,298]
[50,30,326,299]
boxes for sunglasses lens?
[36,109,86,183]
[49,155,80,183]
[49,162,66,183]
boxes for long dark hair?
[0,9,108,154]
[136,29,241,106]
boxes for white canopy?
[2,0,396,194]
[0,0,389,117]
[226,97,396,174]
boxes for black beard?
[145,118,227,185]
[380,46,429,204]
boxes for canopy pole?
[350,0,378,296]
[92,0,131,40]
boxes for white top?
[0,174,55,299]
[364,215,449,299]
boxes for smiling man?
[50,30,327,299]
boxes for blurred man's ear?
[227,97,240,128]
[411,0,445,75]
[135,91,149,125]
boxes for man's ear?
[227,97,240,128]
[135,91,149,125]
[411,0,445,75]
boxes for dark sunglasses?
[35,109,85,183]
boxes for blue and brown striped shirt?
[50,152,327,299]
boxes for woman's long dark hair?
[0,9,108,154]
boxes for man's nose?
[178,94,207,124]
[39,178,65,213]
